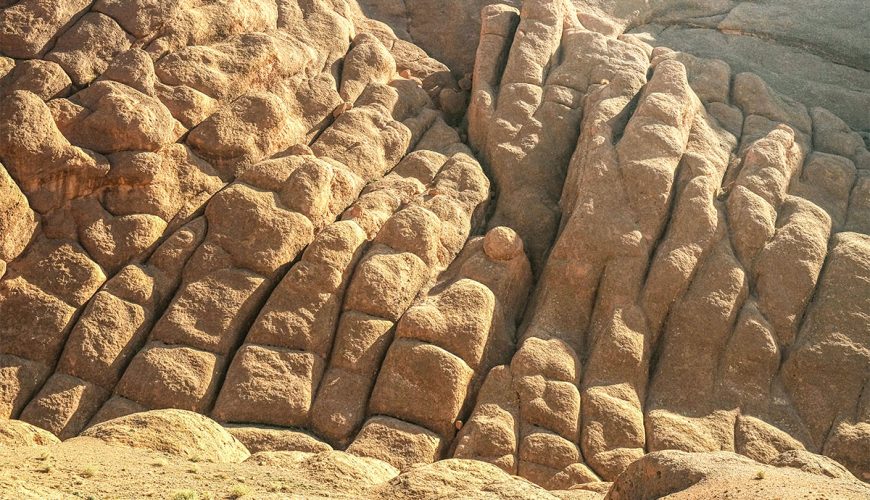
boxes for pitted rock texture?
[0,0,868,496]
[360,1,870,132]
[0,0,491,443]
[458,0,870,488]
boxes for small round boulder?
[483,226,524,261]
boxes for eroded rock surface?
[0,0,867,496]
[80,408,250,463]
[458,0,869,487]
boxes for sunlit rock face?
[0,0,868,494]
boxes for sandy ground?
[0,437,369,499]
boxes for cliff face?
[0,0,868,496]
[459,0,870,485]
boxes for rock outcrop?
[1,409,868,499]
[454,0,870,487]
[606,450,870,499]
[0,0,867,496]
[80,408,251,463]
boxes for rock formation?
[0,0,867,497]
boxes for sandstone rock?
[395,279,494,368]
[150,269,269,355]
[732,73,812,134]
[116,342,223,413]
[45,222,205,429]
[73,198,167,274]
[0,60,72,100]
[454,365,520,473]
[5,238,105,307]
[203,181,315,278]
[0,164,38,265]
[0,241,105,376]
[226,425,332,454]
[369,339,474,437]
[0,418,59,447]
[369,0,525,75]
[512,338,581,385]
[781,233,870,449]
[374,205,443,267]
[153,82,219,129]
[343,248,428,321]
[0,91,111,211]
[212,345,324,427]
[483,226,525,262]
[248,449,400,488]
[0,0,91,58]
[244,221,367,355]
[519,428,585,487]
[103,144,223,224]
[606,450,870,499]
[375,458,557,499]
[0,355,50,418]
[93,0,180,39]
[87,396,146,427]
[328,312,396,374]
[45,13,134,87]
[55,285,153,388]
[20,373,108,440]
[347,415,444,470]
[824,422,870,481]
[629,15,870,131]
[80,409,250,463]
[311,99,414,182]
[470,0,588,270]
[152,30,297,102]
[733,415,804,465]
[310,367,373,446]
[340,33,396,103]
[98,48,158,97]
[770,449,857,480]
[55,81,184,154]
[0,0,867,496]
[187,91,307,174]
